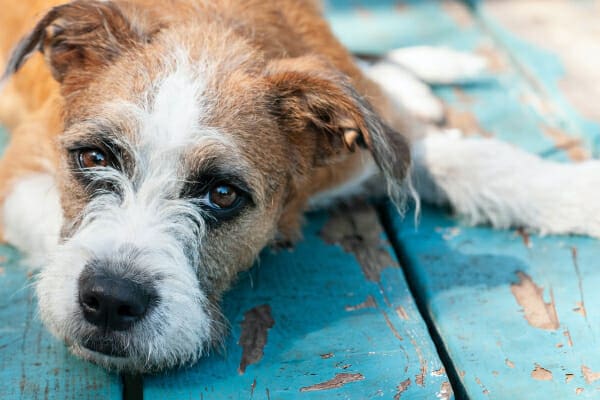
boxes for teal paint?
[0,245,122,399]
[387,204,600,399]
[144,211,451,399]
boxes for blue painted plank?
[144,206,452,399]
[324,0,599,161]
[387,205,600,399]
[0,245,123,399]
[340,0,600,398]
[471,0,600,158]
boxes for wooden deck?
[1,1,599,399]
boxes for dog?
[1,0,598,373]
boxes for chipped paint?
[382,311,403,341]
[576,388,584,395]
[444,107,492,137]
[510,272,559,330]
[571,247,588,321]
[416,365,427,387]
[393,378,411,400]
[566,373,575,383]
[432,367,446,377]
[543,126,589,161]
[515,228,532,248]
[238,305,275,374]
[345,295,377,311]
[320,353,334,360]
[505,359,515,369]
[437,381,453,400]
[564,329,574,347]
[531,364,553,381]
[581,366,600,384]
[299,373,364,392]
[395,306,409,320]
[321,203,397,282]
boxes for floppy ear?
[2,0,150,90]
[266,56,411,197]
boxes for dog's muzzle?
[77,264,158,355]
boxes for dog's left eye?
[207,183,241,210]
[77,148,109,169]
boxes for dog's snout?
[78,269,155,331]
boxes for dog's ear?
[2,0,152,89]
[266,56,411,190]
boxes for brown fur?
[0,0,411,370]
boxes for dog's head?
[3,0,410,372]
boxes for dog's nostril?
[78,267,157,332]
[82,295,100,311]
[117,304,141,318]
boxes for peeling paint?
[576,388,584,395]
[320,353,334,360]
[299,373,364,392]
[444,107,492,137]
[581,365,600,384]
[566,373,575,383]
[345,296,376,311]
[505,359,515,368]
[564,329,574,347]
[511,272,559,330]
[531,364,553,381]
[516,228,532,248]
[393,378,411,400]
[238,305,275,374]
[321,203,396,282]
[395,306,409,320]
[432,367,446,377]
[543,126,589,161]
[437,381,453,400]
[382,311,403,341]
[416,366,427,387]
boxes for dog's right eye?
[77,148,109,169]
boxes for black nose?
[78,270,155,331]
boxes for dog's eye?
[208,183,240,209]
[77,148,109,169]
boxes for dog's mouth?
[81,336,128,358]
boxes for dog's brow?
[61,121,129,151]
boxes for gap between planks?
[376,202,467,400]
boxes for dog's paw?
[362,60,445,124]
[385,46,487,84]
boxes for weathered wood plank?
[325,0,599,162]
[474,0,600,156]
[386,205,600,399]
[0,245,123,399]
[144,205,452,399]
[368,1,600,398]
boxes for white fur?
[362,60,445,124]
[3,173,63,266]
[412,131,600,238]
[309,151,379,208]
[386,46,487,84]
[36,58,233,372]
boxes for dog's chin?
[71,342,140,372]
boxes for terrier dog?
[1,0,598,372]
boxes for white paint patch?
[3,173,63,267]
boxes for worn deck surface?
[1,1,600,399]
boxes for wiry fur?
[1,0,597,375]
